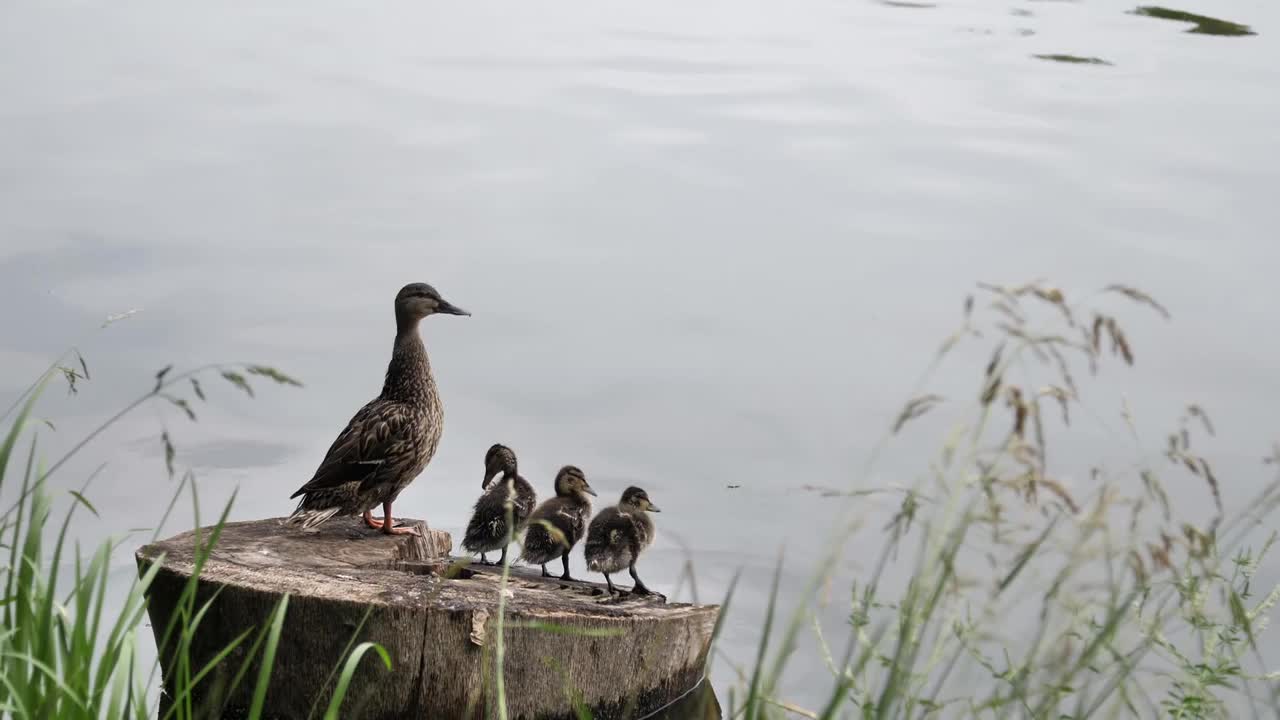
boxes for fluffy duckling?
[461,444,537,565]
[521,466,596,580]
[286,282,469,535]
[584,486,661,594]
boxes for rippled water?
[2,0,1278,713]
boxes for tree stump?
[136,517,720,719]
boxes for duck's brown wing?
[289,399,414,498]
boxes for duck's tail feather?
[283,505,342,531]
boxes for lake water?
[2,0,1279,714]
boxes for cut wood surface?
[137,516,720,720]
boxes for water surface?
[2,0,1279,712]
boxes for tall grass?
[716,282,1280,719]
[2,281,1277,719]
[0,355,379,719]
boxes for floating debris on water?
[1130,6,1256,36]
[1034,54,1115,65]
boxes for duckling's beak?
[647,502,662,513]
[482,467,499,489]
[438,299,470,316]
[584,485,598,497]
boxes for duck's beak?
[647,502,662,512]
[584,485,598,497]
[438,299,470,316]
[482,466,498,489]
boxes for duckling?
[521,466,597,580]
[584,486,661,594]
[461,444,537,565]
[285,282,469,536]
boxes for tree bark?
[137,516,719,719]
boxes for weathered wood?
[137,517,719,719]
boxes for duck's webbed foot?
[377,501,421,536]
[559,552,575,582]
[478,552,491,566]
[382,523,422,537]
[363,510,385,530]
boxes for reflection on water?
[1131,6,1257,36]
[1033,54,1114,66]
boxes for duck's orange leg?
[379,500,422,537]
[363,510,385,529]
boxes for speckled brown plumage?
[521,465,597,580]
[462,444,537,565]
[286,282,468,536]
[584,486,661,594]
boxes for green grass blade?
[305,607,376,720]
[323,641,392,720]
[744,552,784,720]
[247,595,289,719]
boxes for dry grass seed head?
[1090,315,1104,354]
[1103,317,1134,365]
[1006,386,1028,439]
[1185,404,1215,437]
[1198,457,1223,514]
[1039,386,1072,425]
[977,281,1021,304]
[891,394,946,434]
[1044,342,1080,397]
[980,378,1002,406]
[1129,550,1148,585]
[985,342,1005,378]
[1103,284,1171,320]
[1079,324,1100,376]
[1140,469,1172,523]
[1040,478,1079,514]
[1030,286,1075,326]
[991,300,1026,325]
[1031,396,1047,469]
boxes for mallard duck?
[584,486,661,595]
[285,282,469,536]
[521,465,596,580]
[461,443,537,565]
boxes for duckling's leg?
[363,510,385,529]
[541,563,551,578]
[628,562,651,595]
[559,552,575,582]
[498,546,508,566]
[378,500,422,537]
[478,552,490,565]
[603,572,617,594]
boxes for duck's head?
[395,282,469,327]
[483,443,517,488]
[554,465,597,499]
[620,486,661,513]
